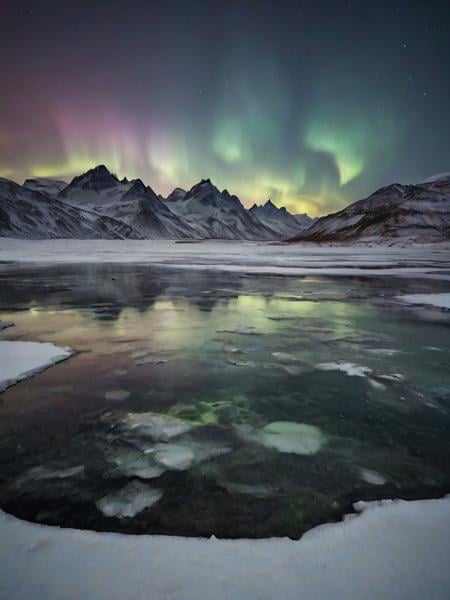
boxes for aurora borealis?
[1,0,449,216]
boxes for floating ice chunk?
[366,348,402,356]
[317,362,372,377]
[105,390,130,402]
[17,465,84,485]
[360,468,387,486]
[258,422,325,456]
[272,352,299,362]
[396,293,450,309]
[377,373,405,383]
[109,448,165,479]
[153,444,195,471]
[0,340,73,392]
[96,480,163,518]
[279,364,303,376]
[222,344,241,354]
[122,413,191,441]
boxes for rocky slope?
[290,174,450,243]
[59,166,194,239]
[0,177,135,240]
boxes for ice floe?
[153,443,195,471]
[360,468,387,486]
[377,373,405,383]
[397,293,450,309]
[317,361,372,377]
[0,340,73,392]
[109,448,166,479]
[366,348,402,356]
[96,480,163,518]
[258,422,325,455]
[237,421,326,456]
[121,413,191,441]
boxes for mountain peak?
[66,164,119,192]
[187,178,219,196]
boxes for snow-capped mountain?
[165,179,281,240]
[1,165,312,240]
[249,200,314,238]
[0,177,135,239]
[290,174,450,243]
[59,166,194,239]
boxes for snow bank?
[1,238,450,279]
[1,496,450,599]
[397,293,450,309]
[0,340,72,391]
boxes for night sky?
[1,0,449,215]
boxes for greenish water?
[0,264,449,538]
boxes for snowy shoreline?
[1,238,450,279]
[1,496,450,599]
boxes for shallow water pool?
[0,264,449,538]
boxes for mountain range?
[0,166,313,241]
[0,165,449,243]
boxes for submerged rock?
[0,321,14,332]
[17,464,85,485]
[219,480,277,497]
[105,389,130,402]
[96,480,163,518]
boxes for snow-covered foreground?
[1,496,450,600]
[0,340,72,392]
[1,238,450,278]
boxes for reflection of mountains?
[0,264,251,319]
[0,263,425,321]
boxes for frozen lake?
[0,257,449,537]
